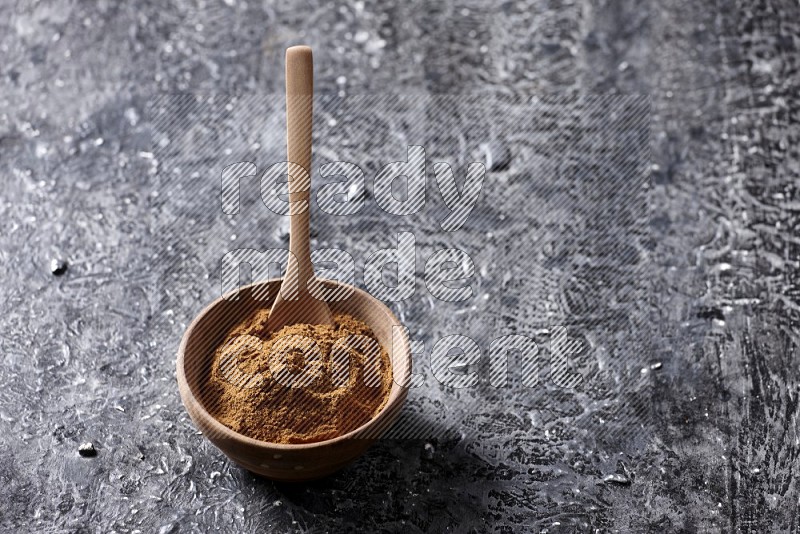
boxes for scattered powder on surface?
[205,309,393,444]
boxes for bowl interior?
[179,279,411,446]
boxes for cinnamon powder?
[204,309,393,444]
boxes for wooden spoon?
[269,46,334,331]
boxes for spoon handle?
[285,45,314,291]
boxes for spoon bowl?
[177,278,411,481]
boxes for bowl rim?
[176,278,411,451]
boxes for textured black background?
[2,1,799,532]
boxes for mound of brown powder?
[205,309,393,444]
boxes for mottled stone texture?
[1,0,798,532]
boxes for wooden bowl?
[176,279,411,481]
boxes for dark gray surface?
[1,1,799,532]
